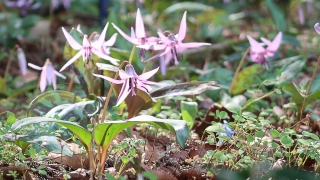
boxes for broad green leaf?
[17,135,72,157]
[270,129,280,138]
[276,56,305,83]
[11,117,91,151]
[229,64,262,95]
[181,101,198,129]
[13,140,30,153]
[163,2,213,14]
[64,29,104,96]
[27,90,83,117]
[246,134,254,143]
[94,115,188,149]
[265,0,287,32]
[114,84,156,117]
[302,131,319,141]
[280,135,293,147]
[298,139,311,146]
[151,81,220,99]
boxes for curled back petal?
[91,49,119,66]
[266,32,282,57]
[135,8,146,38]
[97,22,109,46]
[54,71,67,79]
[104,33,117,47]
[40,67,47,92]
[247,35,265,54]
[112,23,139,45]
[177,11,187,41]
[138,67,159,80]
[62,27,82,50]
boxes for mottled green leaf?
[181,101,198,129]
[27,90,82,117]
[18,135,72,157]
[230,64,262,95]
[11,117,91,151]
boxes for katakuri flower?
[112,8,159,61]
[93,64,159,106]
[139,11,211,65]
[51,0,73,9]
[246,32,282,70]
[60,23,119,72]
[314,23,320,35]
[28,59,66,92]
[4,0,40,16]
[16,45,27,76]
[76,24,118,59]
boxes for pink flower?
[28,59,66,92]
[51,0,72,9]
[246,32,282,69]
[112,8,159,61]
[139,11,211,64]
[93,64,158,106]
[60,23,119,72]
[4,0,40,16]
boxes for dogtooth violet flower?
[314,23,320,34]
[28,59,66,92]
[4,0,40,16]
[51,0,72,9]
[76,24,118,60]
[138,11,211,67]
[16,45,27,76]
[112,8,159,61]
[246,32,282,70]
[60,23,119,72]
[93,64,159,106]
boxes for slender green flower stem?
[307,56,320,95]
[100,61,128,123]
[296,55,320,132]
[4,50,14,81]
[128,45,136,64]
[241,90,275,111]
[228,47,251,95]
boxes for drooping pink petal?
[40,67,47,92]
[136,80,152,92]
[179,42,211,48]
[97,22,109,46]
[92,73,124,84]
[177,11,187,41]
[266,32,282,57]
[138,67,159,80]
[314,23,320,35]
[59,50,83,72]
[45,63,55,85]
[28,63,43,70]
[158,46,173,58]
[298,4,305,25]
[247,35,265,53]
[62,27,82,50]
[159,56,167,76]
[116,79,131,106]
[91,49,119,65]
[112,23,139,44]
[104,33,117,47]
[135,8,146,38]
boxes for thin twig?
[229,47,251,95]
